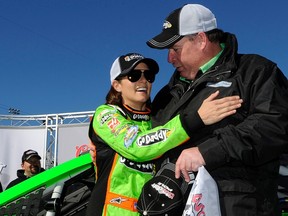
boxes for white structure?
[0,111,94,189]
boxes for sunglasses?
[126,70,156,83]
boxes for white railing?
[0,111,94,169]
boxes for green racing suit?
[86,104,190,216]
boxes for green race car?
[0,153,95,216]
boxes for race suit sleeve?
[92,104,189,162]
[198,62,288,169]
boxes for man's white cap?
[147,4,217,49]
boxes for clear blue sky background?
[1,0,287,115]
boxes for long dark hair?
[105,85,122,106]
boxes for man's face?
[167,34,203,80]
[22,156,41,177]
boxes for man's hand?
[175,147,205,182]
[199,91,243,125]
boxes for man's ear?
[198,32,207,49]
[112,80,122,92]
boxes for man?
[147,4,288,216]
[6,149,45,189]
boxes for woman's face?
[113,62,153,110]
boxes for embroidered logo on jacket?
[110,197,128,204]
[124,125,138,148]
[131,113,150,121]
[136,129,171,146]
[120,157,154,173]
[98,109,116,125]
[107,117,120,131]
[206,81,232,88]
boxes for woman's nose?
[139,73,148,83]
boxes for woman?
[86,53,242,216]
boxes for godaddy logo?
[136,129,171,146]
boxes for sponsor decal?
[124,125,138,148]
[191,193,205,215]
[98,109,116,125]
[110,197,127,204]
[120,157,154,173]
[137,129,171,146]
[131,113,150,121]
[124,53,144,62]
[107,117,120,131]
[151,182,175,199]
[206,81,232,88]
[114,124,130,136]
[183,193,205,216]
[163,20,172,29]
[75,144,89,157]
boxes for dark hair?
[105,85,122,106]
[205,28,224,43]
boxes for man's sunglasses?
[126,70,156,83]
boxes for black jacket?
[152,32,288,216]
[6,168,45,190]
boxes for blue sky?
[0,0,287,115]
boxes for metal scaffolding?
[0,111,94,169]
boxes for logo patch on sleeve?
[107,118,120,131]
[124,125,139,148]
[136,129,171,146]
[98,109,117,125]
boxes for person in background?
[86,52,242,215]
[146,3,288,216]
[6,149,45,190]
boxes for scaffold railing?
[0,111,94,169]
[0,111,94,127]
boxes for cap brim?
[140,58,159,74]
[147,33,183,49]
